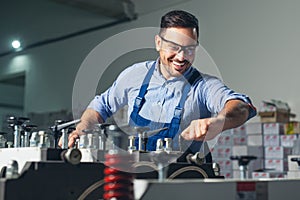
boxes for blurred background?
[0,0,299,130]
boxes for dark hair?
[160,10,199,39]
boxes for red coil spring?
[103,153,134,200]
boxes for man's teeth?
[173,61,185,66]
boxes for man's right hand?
[57,108,103,148]
[58,130,80,148]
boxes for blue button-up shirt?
[88,59,256,131]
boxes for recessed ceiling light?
[11,40,21,49]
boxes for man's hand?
[180,117,225,141]
[58,130,80,148]
[181,100,250,141]
[57,108,104,148]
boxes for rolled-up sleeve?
[86,61,149,121]
[87,70,131,121]
[200,74,257,120]
[87,92,113,121]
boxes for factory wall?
[0,0,300,129]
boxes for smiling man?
[62,10,256,154]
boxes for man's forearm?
[217,99,250,131]
[76,108,104,135]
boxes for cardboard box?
[232,125,246,136]
[232,146,248,156]
[220,170,233,179]
[211,146,233,158]
[216,146,232,158]
[287,171,300,179]
[264,135,280,146]
[248,146,264,158]
[264,159,288,172]
[284,121,300,134]
[247,135,263,146]
[259,111,291,123]
[233,135,247,145]
[246,122,263,134]
[263,123,284,135]
[215,158,233,171]
[264,146,293,159]
[252,171,286,179]
[217,135,233,146]
[280,135,298,147]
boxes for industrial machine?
[0,119,221,200]
[1,118,300,200]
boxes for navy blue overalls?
[130,62,212,162]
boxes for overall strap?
[174,69,202,117]
[168,69,203,139]
[133,62,156,111]
[186,69,202,86]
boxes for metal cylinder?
[156,139,164,152]
[38,131,47,148]
[99,134,104,150]
[107,125,124,152]
[74,138,80,149]
[87,133,94,149]
[20,135,25,147]
[212,162,221,176]
[79,134,87,149]
[164,138,172,152]
[138,133,143,151]
[61,129,68,149]
[97,123,110,151]
[128,136,136,152]
[24,131,30,147]
[29,132,39,147]
[239,165,248,179]
[93,131,100,149]
[13,125,21,148]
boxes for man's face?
[155,27,198,80]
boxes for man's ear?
[155,35,161,51]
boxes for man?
[63,10,256,152]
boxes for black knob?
[22,124,37,132]
[291,157,300,167]
[230,155,257,166]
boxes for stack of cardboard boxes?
[252,122,295,178]
[212,123,265,179]
[212,100,299,179]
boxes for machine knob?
[5,160,19,179]
[230,155,257,179]
[230,155,257,166]
[0,132,7,148]
[61,149,82,165]
[291,157,300,168]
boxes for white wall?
[0,0,300,124]
[192,0,300,121]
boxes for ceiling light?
[11,40,21,49]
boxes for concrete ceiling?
[0,0,186,58]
